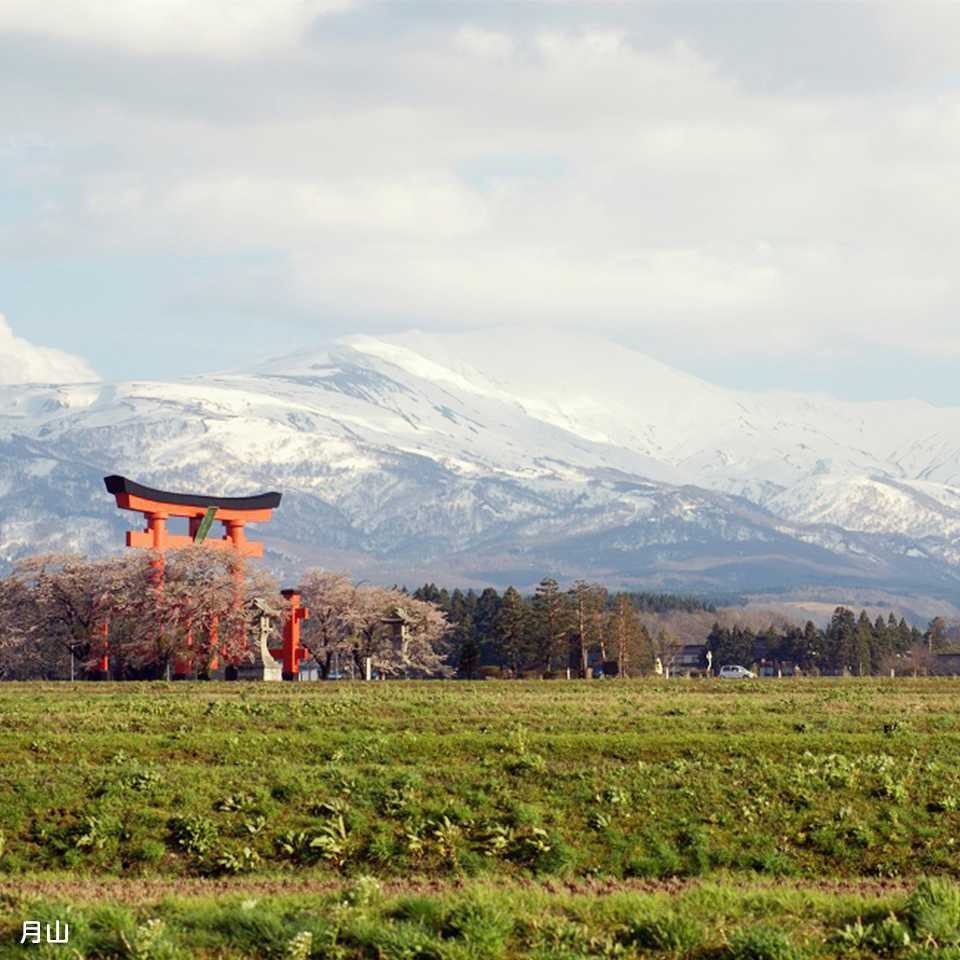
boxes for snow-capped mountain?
[2,328,960,596]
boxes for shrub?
[625,835,683,878]
[72,814,121,852]
[831,915,911,956]
[866,915,912,956]
[390,895,448,930]
[503,752,546,775]
[168,815,218,859]
[210,904,289,956]
[361,920,446,960]
[724,926,800,960]
[210,845,261,875]
[626,913,705,956]
[119,918,182,960]
[342,875,383,909]
[132,839,167,865]
[284,930,313,960]
[907,877,960,946]
[677,827,712,876]
[443,897,514,959]
[522,915,594,955]
[509,828,575,875]
[214,791,258,813]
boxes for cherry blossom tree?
[0,552,446,680]
[298,571,357,678]
[115,546,279,676]
[297,571,451,678]
[0,553,132,678]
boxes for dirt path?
[0,874,914,904]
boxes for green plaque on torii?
[193,506,217,544]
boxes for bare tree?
[0,552,445,681]
[379,596,451,678]
[608,593,651,677]
[570,580,606,677]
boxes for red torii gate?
[103,475,308,680]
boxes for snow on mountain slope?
[349,329,960,484]
[765,476,960,539]
[342,329,960,529]
[0,329,959,593]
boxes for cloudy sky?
[2,1,959,401]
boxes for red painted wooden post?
[97,621,109,678]
[280,589,310,681]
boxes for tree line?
[708,606,959,675]
[705,608,928,675]
[416,580,956,678]
[0,554,954,680]
[412,579,721,678]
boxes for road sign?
[193,506,217,544]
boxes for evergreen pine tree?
[873,614,890,669]
[801,621,821,670]
[637,622,655,673]
[705,621,731,674]
[532,578,572,674]
[494,586,529,677]
[455,613,481,679]
[897,617,913,652]
[474,587,502,666]
[825,607,857,672]
[855,610,873,675]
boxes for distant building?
[672,644,707,676]
[934,652,960,676]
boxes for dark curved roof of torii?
[104,475,282,511]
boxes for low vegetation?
[3,677,960,955]
[2,679,960,882]
[6,877,960,958]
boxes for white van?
[718,664,755,679]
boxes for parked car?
[718,664,755,679]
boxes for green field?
[3,678,960,957]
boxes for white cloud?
[0,0,357,57]
[535,29,627,61]
[455,26,514,61]
[286,244,781,330]
[0,316,99,384]
[82,174,489,243]
[4,5,960,371]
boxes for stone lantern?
[381,606,412,646]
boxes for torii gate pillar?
[273,589,310,681]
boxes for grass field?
[3,678,960,957]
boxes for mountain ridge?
[1,329,958,599]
